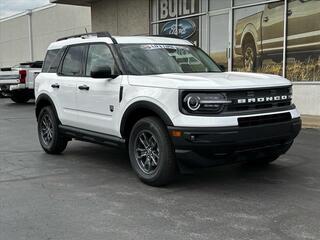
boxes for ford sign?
[161,19,197,39]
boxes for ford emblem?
[161,19,196,39]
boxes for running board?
[59,125,126,148]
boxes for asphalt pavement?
[0,98,319,240]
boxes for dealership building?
[0,4,91,68]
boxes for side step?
[59,125,126,148]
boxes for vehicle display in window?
[234,0,320,72]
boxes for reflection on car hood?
[128,72,292,90]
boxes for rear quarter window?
[42,49,59,73]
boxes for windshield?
[119,44,221,75]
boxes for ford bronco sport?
[35,32,301,186]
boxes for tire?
[38,106,68,154]
[242,40,258,72]
[128,117,177,186]
[11,91,32,103]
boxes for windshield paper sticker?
[142,45,185,50]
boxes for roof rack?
[57,32,118,44]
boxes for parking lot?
[0,98,319,240]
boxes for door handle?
[287,9,292,16]
[51,83,60,89]
[263,16,269,22]
[78,85,90,91]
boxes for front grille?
[238,112,292,127]
[225,87,292,112]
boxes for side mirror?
[218,64,226,72]
[91,66,114,78]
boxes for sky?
[0,0,50,19]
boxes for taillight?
[19,70,27,84]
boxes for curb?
[301,115,320,129]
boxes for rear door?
[74,43,122,136]
[54,44,86,126]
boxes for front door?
[74,43,122,136]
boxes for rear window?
[42,49,59,72]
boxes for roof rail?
[150,34,182,39]
[57,32,118,44]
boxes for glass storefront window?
[209,0,231,10]
[209,13,229,69]
[178,17,200,45]
[233,1,284,76]
[177,0,200,17]
[286,0,320,81]
[151,0,320,81]
[234,0,268,7]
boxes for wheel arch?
[120,101,173,139]
[35,94,59,121]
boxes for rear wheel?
[38,106,68,154]
[11,91,32,103]
[0,92,6,98]
[128,117,177,186]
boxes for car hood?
[128,72,291,90]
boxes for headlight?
[182,93,231,114]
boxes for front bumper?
[168,117,301,167]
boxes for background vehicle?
[234,0,320,71]
[0,61,42,103]
[35,32,301,186]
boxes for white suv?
[35,32,301,186]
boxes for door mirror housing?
[90,66,117,79]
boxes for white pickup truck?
[0,61,42,103]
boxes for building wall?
[293,84,320,116]
[0,15,30,68]
[0,4,91,68]
[91,0,149,35]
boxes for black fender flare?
[120,101,173,137]
[35,93,59,121]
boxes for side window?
[48,48,65,73]
[61,45,85,76]
[42,49,59,72]
[85,44,118,77]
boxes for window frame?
[58,43,88,77]
[42,49,60,73]
[83,42,121,78]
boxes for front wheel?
[128,117,177,186]
[38,106,68,154]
